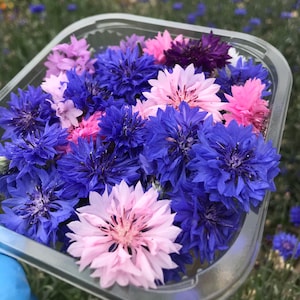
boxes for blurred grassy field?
[1,0,300,299]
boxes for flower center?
[282,241,294,251]
[26,188,50,223]
[107,213,148,252]
[171,86,198,108]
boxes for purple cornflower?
[273,232,300,260]
[290,206,300,227]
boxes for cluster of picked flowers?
[0,29,280,289]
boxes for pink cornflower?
[41,72,83,128]
[41,72,68,102]
[53,100,83,129]
[142,63,224,121]
[223,78,270,133]
[143,30,189,64]
[66,180,181,289]
[44,35,96,78]
[67,111,104,145]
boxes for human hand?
[0,253,37,300]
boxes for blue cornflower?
[234,8,247,15]
[280,11,293,19]
[196,3,206,16]
[64,70,120,117]
[98,104,146,157]
[1,122,68,179]
[290,206,300,227]
[29,4,45,14]
[273,232,300,260]
[171,186,242,263]
[57,137,141,199]
[186,13,197,24]
[141,101,207,191]
[188,119,281,212]
[0,167,78,246]
[162,249,193,283]
[242,25,253,33]
[216,57,271,100]
[0,85,54,139]
[66,3,77,11]
[94,46,160,105]
[172,2,183,10]
[249,17,261,26]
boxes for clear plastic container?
[0,13,293,300]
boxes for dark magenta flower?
[165,32,232,74]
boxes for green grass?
[1,0,300,299]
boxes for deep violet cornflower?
[215,57,272,100]
[188,119,280,212]
[1,122,68,179]
[272,232,300,260]
[164,32,232,74]
[0,85,54,139]
[0,168,78,246]
[57,137,141,199]
[170,186,242,263]
[141,101,207,191]
[94,46,160,105]
[290,206,300,227]
[98,104,146,157]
